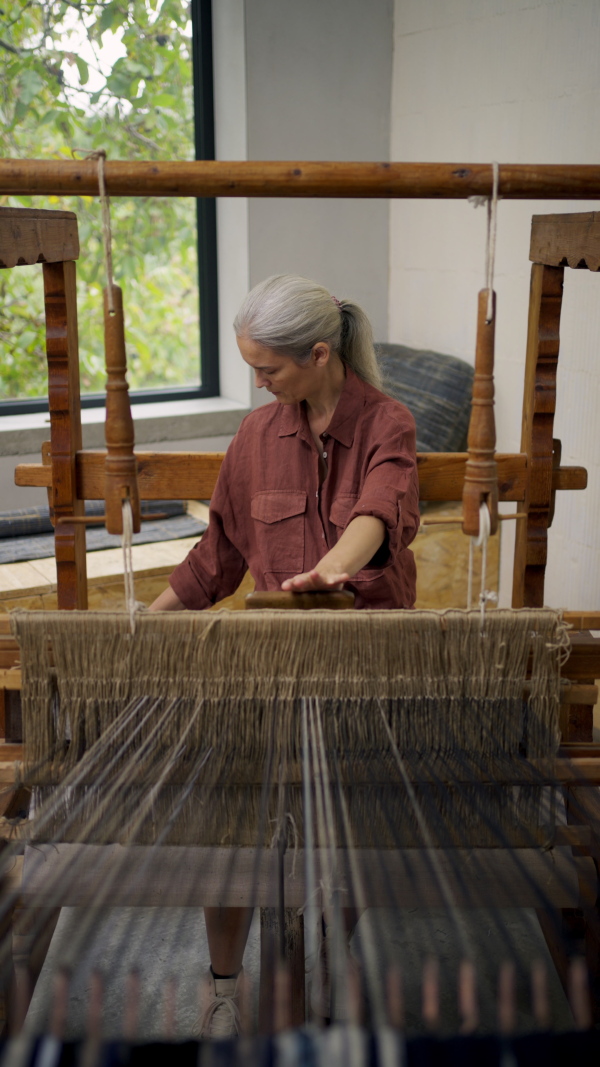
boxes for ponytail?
[337,299,381,390]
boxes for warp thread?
[11,608,565,848]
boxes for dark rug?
[0,502,207,565]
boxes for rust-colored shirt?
[170,368,420,610]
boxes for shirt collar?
[277,366,365,446]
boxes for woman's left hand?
[281,568,349,593]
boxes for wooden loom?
[1,166,600,1041]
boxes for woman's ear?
[312,342,331,366]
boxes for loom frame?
[1,170,600,1031]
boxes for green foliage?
[0,0,201,400]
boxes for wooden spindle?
[123,968,140,1042]
[49,967,71,1041]
[497,960,516,1035]
[568,957,591,1030]
[163,974,177,1040]
[103,284,141,536]
[422,956,440,1029]
[79,970,103,1067]
[346,957,363,1027]
[462,289,499,537]
[458,959,478,1033]
[87,969,103,1042]
[386,965,405,1029]
[530,960,550,1029]
[273,960,291,1032]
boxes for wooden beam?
[530,212,600,270]
[0,208,78,269]
[20,757,600,789]
[4,450,536,501]
[513,264,564,607]
[3,160,600,200]
[20,843,590,909]
[43,261,87,609]
[563,611,600,629]
[0,672,21,692]
[563,633,600,682]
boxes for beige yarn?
[11,608,566,848]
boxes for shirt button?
[323,451,328,459]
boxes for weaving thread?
[11,608,565,850]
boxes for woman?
[149,275,420,1034]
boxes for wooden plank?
[560,743,600,758]
[42,451,226,500]
[43,260,88,610]
[513,264,564,607]
[22,757,600,789]
[530,212,600,270]
[565,704,594,743]
[558,683,598,705]
[0,745,23,762]
[0,208,78,269]
[14,451,524,501]
[3,160,600,200]
[16,450,587,503]
[563,611,600,629]
[0,672,21,692]
[563,632,600,681]
[553,465,587,491]
[21,844,588,909]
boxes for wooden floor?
[0,501,499,615]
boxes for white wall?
[243,0,394,406]
[390,0,600,609]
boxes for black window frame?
[1,0,219,417]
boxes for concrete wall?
[390,0,600,609]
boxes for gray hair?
[233,274,382,390]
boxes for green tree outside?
[0,0,201,400]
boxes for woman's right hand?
[147,586,186,611]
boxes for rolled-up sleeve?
[169,453,248,610]
[345,413,420,565]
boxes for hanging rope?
[122,498,136,635]
[72,149,115,313]
[468,161,500,322]
[466,501,498,627]
[485,161,499,323]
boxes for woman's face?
[237,335,326,405]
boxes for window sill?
[0,396,250,457]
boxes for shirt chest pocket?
[250,490,307,573]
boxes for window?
[0,0,218,414]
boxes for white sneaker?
[197,968,242,1039]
